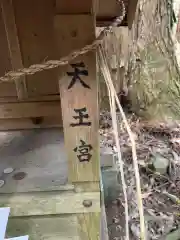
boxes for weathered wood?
[56,0,129,26]
[6,207,107,240]
[0,101,61,118]
[1,0,27,99]
[0,192,100,216]
[7,216,79,240]
[74,182,100,193]
[96,0,120,17]
[78,212,101,240]
[56,0,93,14]
[12,0,59,97]
[0,116,61,131]
[127,0,138,29]
[0,83,16,97]
[55,0,127,18]
[55,12,101,240]
[0,95,59,103]
[0,6,16,98]
[0,129,107,195]
[55,15,100,182]
[0,129,68,193]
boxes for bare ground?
[100,111,180,240]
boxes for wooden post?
[55,15,100,183]
[55,13,100,239]
[1,0,28,99]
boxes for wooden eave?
[56,0,138,27]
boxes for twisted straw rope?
[0,0,126,83]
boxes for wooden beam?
[127,0,138,29]
[0,95,60,103]
[78,212,101,240]
[96,16,127,27]
[0,191,100,216]
[56,0,123,17]
[55,15,100,183]
[55,0,127,25]
[12,0,59,98]
[56,13,101,239]
[7,216,79,240]
[96,0,120,17]
[56,3,102,240]
[0,5,17,99]
[0,101,61,119]
[0,116,62,131]
[1,0,28,99]
[56,0,129,27]
[56,0,93,14]
[6,201,106,240]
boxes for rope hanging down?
[0,0,126,83]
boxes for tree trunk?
[127,0,180,121]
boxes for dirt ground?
[100,111,180,240]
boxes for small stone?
[0,180,5,188]
[152,153,169,174]
[3,167,14,174]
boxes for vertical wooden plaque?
[55,15,100,183]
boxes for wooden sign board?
[55,15,100,183]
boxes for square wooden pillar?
[55,13,101,239]
[1,0,28,99]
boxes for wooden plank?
[0,101,61,119]
[0,192,100,216]
[55,15,100,183]
[0,95,59,103]
[0,83,17,98]
[54,15,95,57]
[127,0,138,29]
[95,0,128,26]
[100,205,109,240]
[0,6,16,98]
[56,0,93,14]
[1,0,27,99]
[96,0,120,17]
[0,129,70,193]
[7,215,79,240]
[7,207,108,240]
[13,0,59,97]
[55,13,101,240]
[78,212,101,240]
[55,0,128,17]
[0,116,62,131]
[74,182,100,193]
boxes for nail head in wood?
[13,172,27,180]
[83,200,93,208]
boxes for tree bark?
[126,0,180,121]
